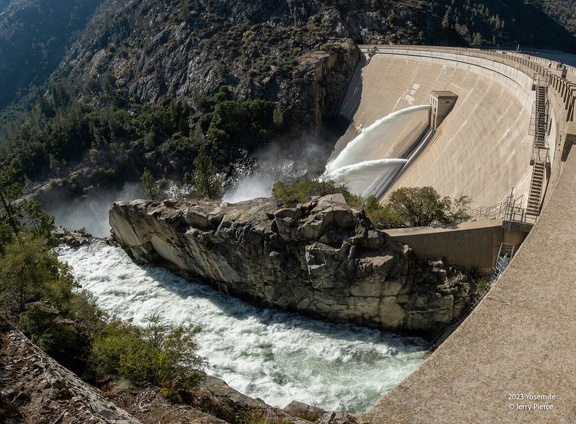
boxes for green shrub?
[364,188,471,229]
[387,186,471,227]
[476,277,491,295]
[272,178,361,206]
[69,290,106,333]
[0,234,68,312]
[88,314,204,390]
[18,304,88,373]
[366,203,404,229]
[159,386,182,403]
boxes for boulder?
[110,196,473,333]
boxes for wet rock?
[53,227,92,247]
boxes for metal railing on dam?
[355,46,576,424]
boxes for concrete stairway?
[526,161,545,216]
[526,82,549,217]
[534,85,547,149]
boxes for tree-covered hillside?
[431,0,576,51]
[537,0,576,35]
[0,0,104,111]
[2,0,576,202]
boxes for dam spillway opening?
[323,105,431,198]
[324,93,457,199]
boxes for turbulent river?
[57,240,428,414]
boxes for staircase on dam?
[475,80,549,220]
[527,161,546,216]
[527,80,550,217]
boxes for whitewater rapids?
[58,241,427,413]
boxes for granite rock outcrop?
[110,195,472,333]
[0,320,141,424]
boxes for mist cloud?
[223,132,335,203]
[46,182,142,238]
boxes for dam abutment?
[385,220,529,274]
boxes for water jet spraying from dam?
[324,105,432,197]
[324,159,408,197]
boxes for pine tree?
[0,167,55,250]
[192,147,223,200]
[0,167,21,238]
[0,235,60,312]
[140,168,162,201]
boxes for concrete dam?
[332,47,564,210]
[339,46,576,423]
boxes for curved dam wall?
[350,47,576,423]
[337,47,541,208]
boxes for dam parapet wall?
[385,219,528,274]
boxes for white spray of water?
[46,183,142,238]
[223,134,335,203]
[325,105,431,175]
[58,241,428,413]
[223,173,275,203]
[324,159,408,197]
[323,105,431,196]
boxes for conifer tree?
[0,167,55,250]
[0,235,63,312]
[192,146,223,201]
[140,167,162,201]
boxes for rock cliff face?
[0,320,141,423]
[110,195,473,333]
[0,0,104,110]
[63,0,363,131]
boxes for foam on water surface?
[58,241,427,413]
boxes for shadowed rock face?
[110,194,472,333]
[0,321,141,424]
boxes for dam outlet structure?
[324,90,459,199]
[323,104,434,197]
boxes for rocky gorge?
[110,194,474,334]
